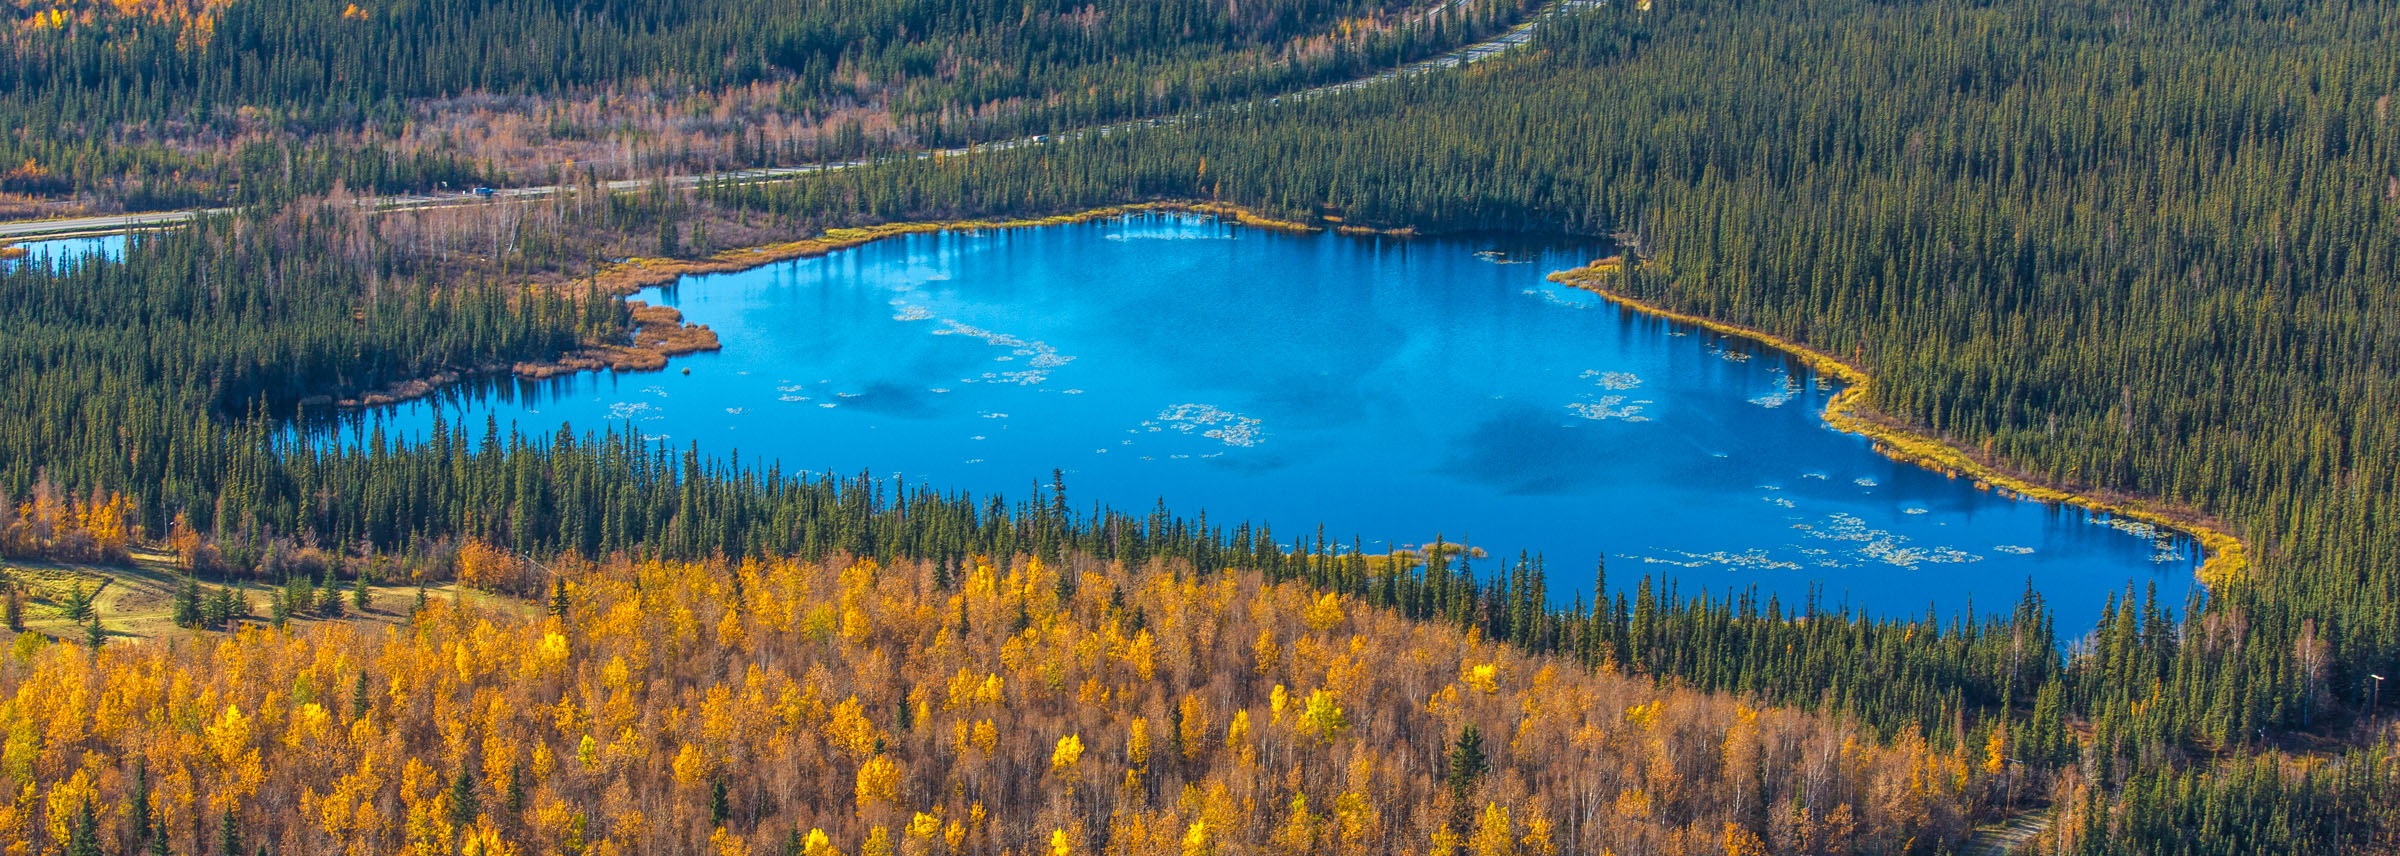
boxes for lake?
[1,234,127,271]
[341,213,2199,624]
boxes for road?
[0,208,225,240]
[1963,810,2052,856]
[0,0,1602,243]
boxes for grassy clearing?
[1,548,528,644]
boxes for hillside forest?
[2,0,2399,854]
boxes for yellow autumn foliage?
[0,552,1972,855]
[855,755,902,809]
[1051,733,1084,774]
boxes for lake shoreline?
[324,202,1367,410]
[344,214,2200,620]
[1546,260,2248,590]
[322,205,2241,594]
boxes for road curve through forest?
[0,0,1604,241]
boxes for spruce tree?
[215,807,240,856]
[450,766,480,829]
[129,761,152,851]
[317,570,344,618]
[349,672,371,721]
[62,582,94,622]
[172,576,203,628]
[1446,724,1487,833]
[66,801,99,856]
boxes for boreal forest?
[1,0,2397,854]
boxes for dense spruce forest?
[4,0,2400,853]
[699,0,2400,848]
[722,0,2400,748]
[0,0,1535,209]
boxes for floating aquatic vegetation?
[724,407,745,415]
[1853,477,1878,487]
[1903,507,1929,515]
[1154,403,1265,447]
[1765,496,1795,508]
[777,395,808,402]
[1995,545,2035,555]
[892,305,934,322]
[1748,371,1804,408]
[1636,548,1802,572]
[931,320,1075,384]
[1566,395,1647,421]
[1809,512,1981,569]
[1580,369,1642,390]
[1474,249,1530,264]
[1801,472,1829,480]
[605,401,660,420]
[641,385,670,397]
[2094,516,2164,539]
[929,387,951,394]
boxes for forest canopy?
[1,0,2397,853]
[0,0,1539,208]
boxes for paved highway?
[0,0,1601,242]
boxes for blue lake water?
[2,234,127,271]
[340,214,2198,623]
